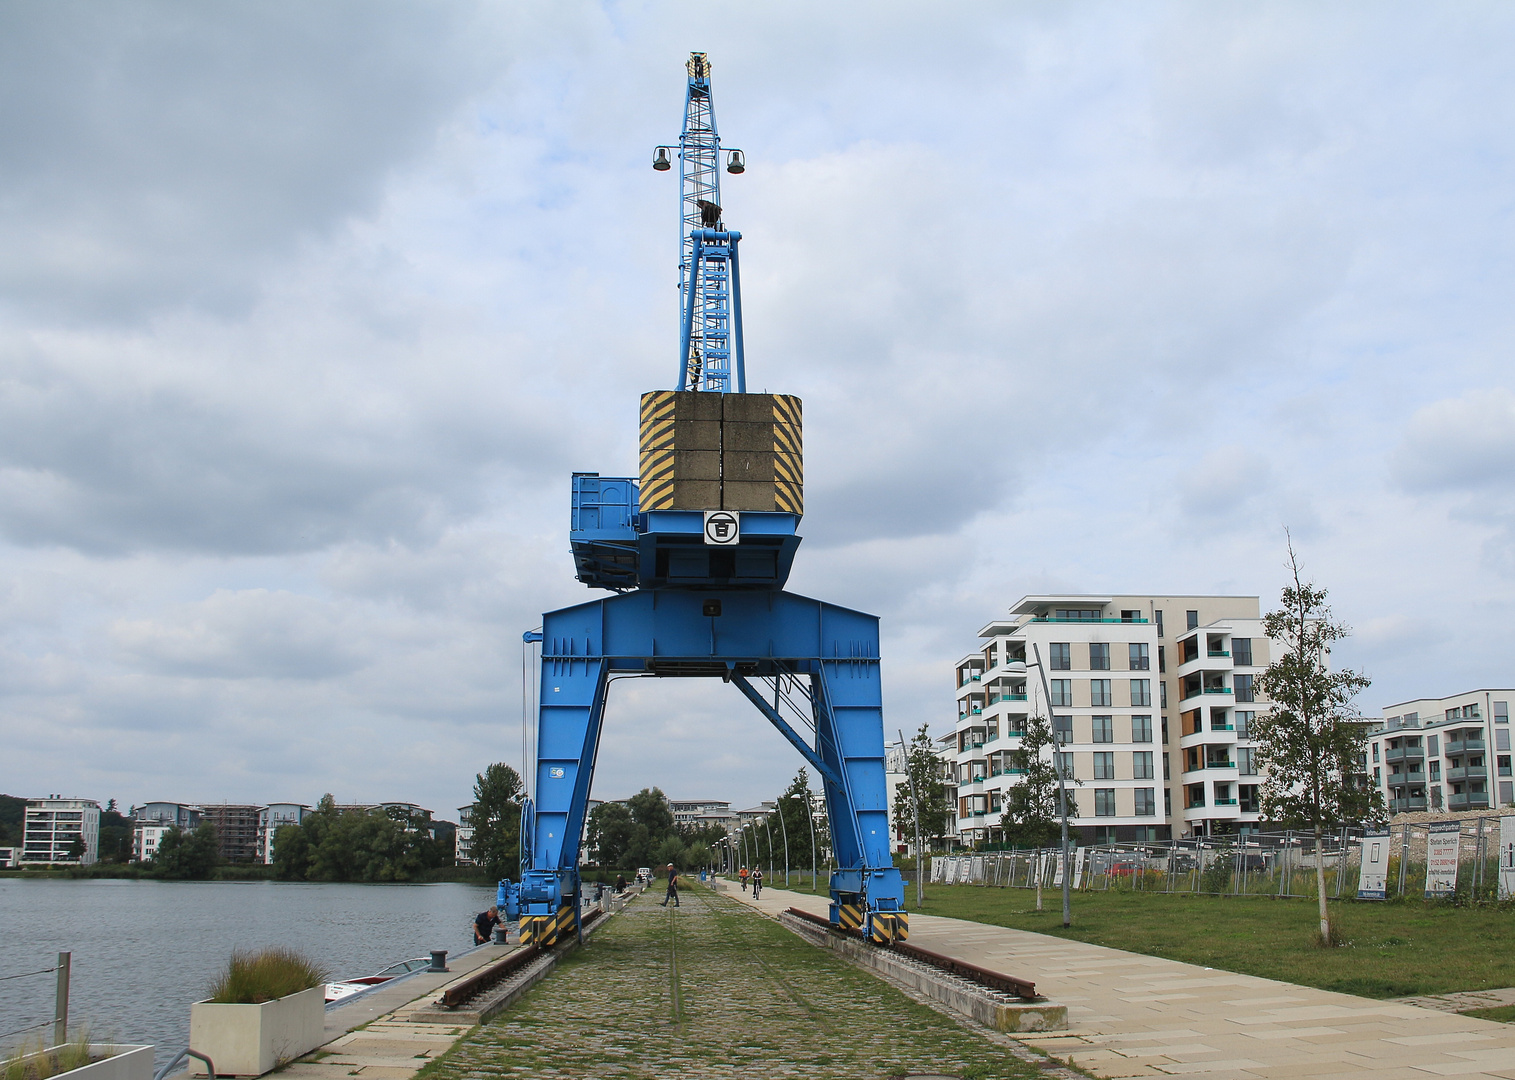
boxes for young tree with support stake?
[1003,709,1079,912]
[1253,539,1383,946]
[892,725,952,854]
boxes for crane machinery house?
[502,53,909,949]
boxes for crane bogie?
[509,52,907,949]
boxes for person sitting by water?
[474,905,501,945]
[615,874,628,894]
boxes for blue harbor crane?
[502,52,907,948]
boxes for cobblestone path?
[426,885,1045,1079]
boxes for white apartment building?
[456,804,475,864]
[953,595,1272,844]
[670,799,739,829]
[258,803,309,864]
[885,741,959,853]
[132,821,174,863]
[1368,690,1513,815]
[21,797,101,865]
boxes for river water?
[0,879,497,1071]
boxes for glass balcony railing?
[1202,687,1233,695]
[1186,800,1206,809]
[1205,760,1236,769]
[1448,738,1486,754]
[1385,746,1425,763]
[1214,798,1239,806]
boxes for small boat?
[324,957,433,1002]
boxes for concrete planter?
[189,986,325,1077]
[23,1045,153,1080]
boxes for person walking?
[739,865,749,892]
[660,865,681,907]
[750,867,763,899]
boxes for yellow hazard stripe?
[839,904,862,929]
[640,390,675,425]
[773,455,801,485]
[775,480,803,515]
[895,912,909,941]
[772,394,801,431]
[639,477,675,511]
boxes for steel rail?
[783,907,1038,1000]
[438,908,604,1009]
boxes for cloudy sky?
[2,2,1513,819]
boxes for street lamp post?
[763,816,775,880]
[776,798,791,887]
[786,793,817,890]
[1029,642,1072,929]
[898,729,926,910]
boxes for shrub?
[207,948,329,1004]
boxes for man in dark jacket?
[660,865,680,907]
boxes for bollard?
[493,926,509,945]
[428,950,448,973]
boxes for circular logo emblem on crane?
[703,511,739,546]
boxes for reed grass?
[207,948,329,1005]
[2,1031,101,1080]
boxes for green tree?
[271,823,312,880]
[1003,709,1080,911]
[1254,539,1381,945]
[99,804,133,863]
[893,726,952,853]
[587,801,637,866]
[152,823,220,879]
[470,763,524,881]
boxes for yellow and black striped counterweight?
[518,914,552,946]
[868,911,909,944]
[836,900,863,931]
[639,390,801,514]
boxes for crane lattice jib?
[677,52,744,393]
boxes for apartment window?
[1231,638,1253,666]
[1089,642,1110,670]
[1094,752,1116,779]
[1128,642,1150,670]
[1133,751,1154,779]
[1497,701,1509,724]
[1503,782,1515,805]
[1500,729,1512,752]
[1157,645,1166,673]
[1161,716,1169,743]
[1161,681,1168,708]
[1055,752,1075,778]
[1130,679,1152,707]
[1164,788,1172,815]
[1095,789,1116,817]
[1052,715,1073,745]
[1500,756,1512,778]
[1120,609,1142,622]
[1134,788,1156,816]
[1236,746,1256,776]
[1132,715,1152,743]
[1430,761,1441,781]
[1373,767,1381,784]
[1162,752,1171,779]
[1055,608,1102,621]
[1091,715,1114,743]
[1050,643,1071,670]
[1428,734,1439,756]
[1239,784,1260,813]
[1233,674,1255,703]
[1372,743,1379,762]
[1155,609,1164,638]
[1186,609,1199,630]
[1091,679,1112,707]
[1050,680,1072,707]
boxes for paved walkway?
[729,881,1515,1078]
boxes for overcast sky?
[3,2,1513,820]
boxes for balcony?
[1213,798,1239,806]
[1449,793,1491,812]
[988,692,1027,704]
[1203,687,1233,695]
[1448,738,1486,754]
[1205,760,1237,770]
[1389,797,1428,813]
[1448,765,1488,782]
[1186,799,1206,809]
[1385,745,1425,764]
[1210,724,1235,732]
[1387,772,1426,786]
[1031,616,1148,623]
[1207,650,1231,658]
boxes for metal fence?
[931,817,1513,901]
[0,952,70,1051]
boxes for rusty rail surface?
[783,906,1038,1000]
[439,907,605,1009]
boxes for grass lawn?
[1462,1005,1515,1023]
[748,876,1515,1000]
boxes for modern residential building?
[953,594,1272,844]
[0,846,16,868]
[1368,690,1514,814]
[670,799,738,830]
[134,802,201,830]
[258,803,310,864]
[21,797,101,865]
[456,804,475,865]
[132,820,174,863]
